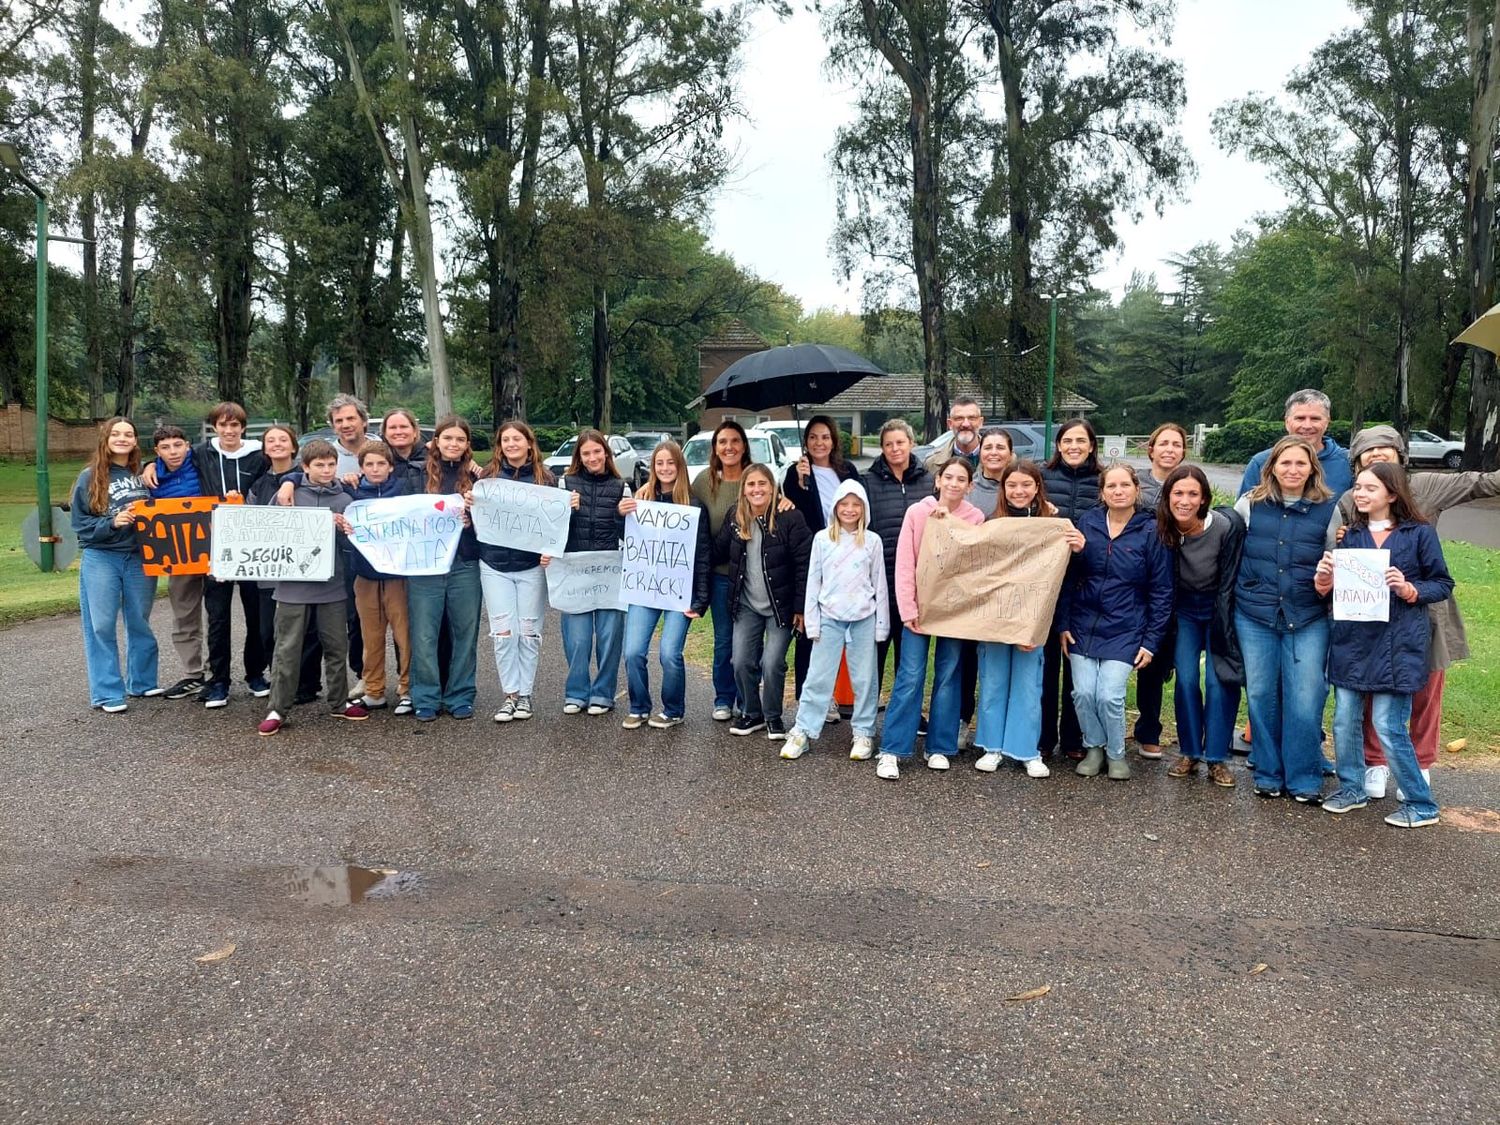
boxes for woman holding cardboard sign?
[1315,463,1453,827]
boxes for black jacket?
[564,470,629,552]
[476,459,554,572]
[193,438,268,500]
[391,442,429,492]
[426,458,479,564]
[1040,460,1101,522]
[863,455,931,592]
[782,459,860,533]
[716,508,812,629]
[647,487,713,615]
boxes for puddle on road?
[284,865,424,906]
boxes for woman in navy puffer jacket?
[1056,463,1173,780]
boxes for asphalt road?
[3,612,1499,1123]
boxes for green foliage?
[1201,420,1287,463]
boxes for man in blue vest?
[1238,389,1353,497]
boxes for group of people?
[72,389,1496,828]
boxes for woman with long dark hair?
[693,420,752,720]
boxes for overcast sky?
[708,0,1360,312]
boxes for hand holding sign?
[470,477,571,556]
[345,493,465,577]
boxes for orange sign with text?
[130,496,241,577]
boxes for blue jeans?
[882,628,963,760]
[709,573,738,709]
[1173,614,1240,763]
[561,608,625,709]
[1236,611,1329,797]
[408,559,481,713]
[1333,688,1438,819]
[80,548,159,707]
[796,615,879,740]
[976,642,1044,761]
[624,605,692,718]
[1069,654,1133,760]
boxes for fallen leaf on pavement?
[1143,833,1160,842]
[1006,984,1051,1002]
[195,944,236,964]
[1446,738,1467,753]
[1249,963,1269,976]
[977,860,992,869]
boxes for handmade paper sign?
[210,504,334,582]
[1332,548,1391,622]
[345,493,465,577]
[130,495,239,576]
[914,516,1074,645]
[545,550,624,614]
[620,500,700,612]
[469,477,571,556]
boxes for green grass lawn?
[0,458,87,626]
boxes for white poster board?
[469,477,571,556]
[620,501,699,612]
[211,505,334,582]
[345,493,466,577]
[1332,548,1391,622]
[545,550,624,614]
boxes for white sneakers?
[586,704,611,716]
[975,752,1002,773]
[780,730,811,760]
[563,702,582,715]
[875,752,900,780]
[1025,758,1051,778]
[712,705,732,721]
[976,751,1050,777]
[850,735,874,761]
[925,753,950,771]
[1364,765,1390,799]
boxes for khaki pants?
[167,574,205,679]
[353,576,410,701]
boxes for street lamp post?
[0,141,55,572]
[1042,293,1060,459]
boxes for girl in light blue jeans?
[779,481,888,762]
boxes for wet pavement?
[2,611,1498,1122]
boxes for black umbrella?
[697,343,887,416]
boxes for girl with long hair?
[70,417,160,711]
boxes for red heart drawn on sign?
[434,500,446,511]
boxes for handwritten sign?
[545,550,625,614]
[210,505,334,582]
[914,516,1074,645]
[620,500,700,612]
[470,477,571,556]
[130,495,239,576]
[345,493,465,577]
[1333,548,1391,622]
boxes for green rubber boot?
[1106,755,1132,781]
[1075,747,1105,777]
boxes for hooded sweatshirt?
[803,480,889,641]
[194,436,269,500]
[70,464,150,552]
[893,494,985,628]
[272,481,352,605]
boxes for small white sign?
[211,505,334,582]
[545,550,625,614]
[1333,548,1391,622]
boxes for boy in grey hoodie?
[258,440,368,735]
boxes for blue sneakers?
[199,682,230,709]
[1322,789,1369,815]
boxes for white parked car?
[1406,429,1465,469]
[544,433,640,483]
[682,428,796,484]
[751,420,806,460]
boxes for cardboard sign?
[210,505,334,582]
[914,516,1075,645]
[130,495,240,576]
[545,550,625,614]
[1333,548,1391,622]
[345,493,466,577]
[620,500,700,612]
[469,477,571,556]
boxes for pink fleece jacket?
[894,495,984,630]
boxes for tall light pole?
[0,141,55,572]
[1041,293,1060,458]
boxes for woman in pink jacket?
[874,458,985,781]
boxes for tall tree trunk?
[213,0,256,405]
[1381,5,1417,437]
[1463,0,1500,469]
[591,279,611,430]
[79,0,105,419]
[990,0,1035,418]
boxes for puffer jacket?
[477,459,552,572]
[391,441,429,492]
[1234,494,1337,630]
[1056,507,1174,663]
[781,459,860,533]
[564,469,629,552]
[864,455,931,598]
[1327,521,1454,694]
[645,486,712,616]
[1041,460,1101,522]
[427,458,479,565]
[346,475,410,581]
[717,507,813,629]
[149,454,204,499]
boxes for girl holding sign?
[1315,463,1453,827]
[408,417,482,722]
[552,429,629,717]
[718,464,813,740]
[875,458,984,780]
[619,441,711,729]
[476,420,555,723]
[1057,464,1174,781]
[71,417,160,712]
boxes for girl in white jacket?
[780,480,889,761]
